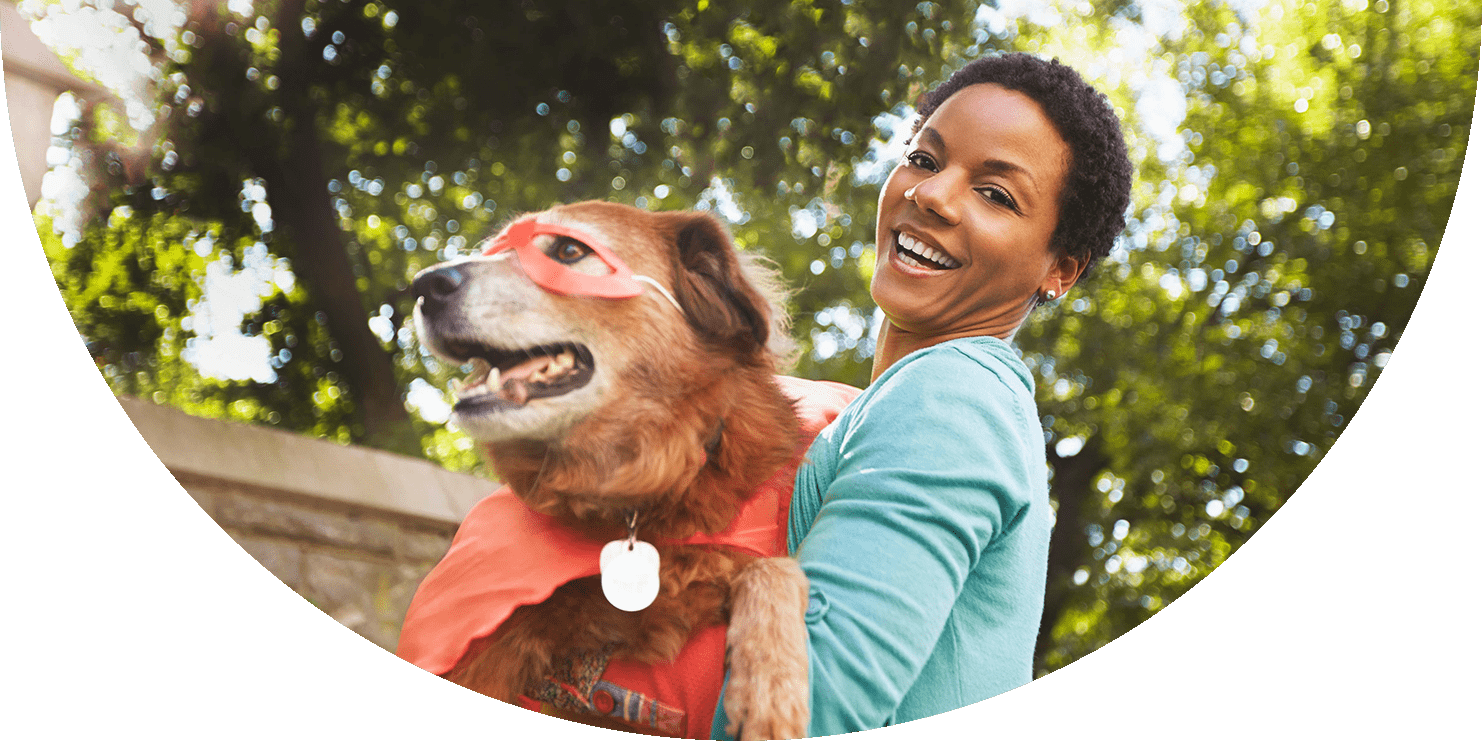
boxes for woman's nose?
[906,174,960,225]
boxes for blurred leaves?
[1015,0,1478,671]
[30,0,1478,672]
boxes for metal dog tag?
[599,538,661,611]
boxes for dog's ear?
[663,211,771,357]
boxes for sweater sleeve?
[789,348,1039,735]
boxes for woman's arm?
[715,346,1040,738]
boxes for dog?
[396,201,859,739]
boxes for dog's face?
[413,201,779,444]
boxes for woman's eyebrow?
[980,158,1038,192]
[918,126,948,151]
[918,125,1038,192]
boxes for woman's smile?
[888,230,964,272]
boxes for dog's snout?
[413,264,470,317]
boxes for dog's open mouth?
[445,340,595,411]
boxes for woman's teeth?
[896,233,961,270]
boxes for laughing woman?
[715,53,1133,738]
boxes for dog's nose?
[413,264,469,317]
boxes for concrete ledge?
[117,396,493,526]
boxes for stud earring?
[1044,289,1057,300]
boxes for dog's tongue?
[502,354,558,384]
[495,351,577,405]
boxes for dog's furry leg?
[724,557,810,741]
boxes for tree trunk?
[1034,435,1106,673]
[250,0,417,454]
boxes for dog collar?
[481,218,684,313]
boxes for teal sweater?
[714,336,1051,737]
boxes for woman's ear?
[1044,251,1089,298]
[661,211,771,356]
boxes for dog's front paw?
[724,557,810,741]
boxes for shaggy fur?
[414,202,810,740]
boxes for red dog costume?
[398,376,859,737]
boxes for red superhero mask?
[481,218,648,299]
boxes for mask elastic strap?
[633,275,685,315]
[482,238,684,315]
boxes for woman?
[715,53,1133,738]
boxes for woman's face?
[871,83,1080,339]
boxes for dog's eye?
[550,237,593,265]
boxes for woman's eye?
[905,151,937,171]
[551,238,592,264]
[979,186,1018,210]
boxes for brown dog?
[398,201,858,739]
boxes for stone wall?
[118,396,492,652]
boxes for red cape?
[397,376,860,737]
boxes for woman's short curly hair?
[912,53,1133,280]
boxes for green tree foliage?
[37,0,970,462]
[1015,0,1477,671]
[31,0,1476,672]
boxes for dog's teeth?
[468,357,491,380]
[453,358,494,399]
